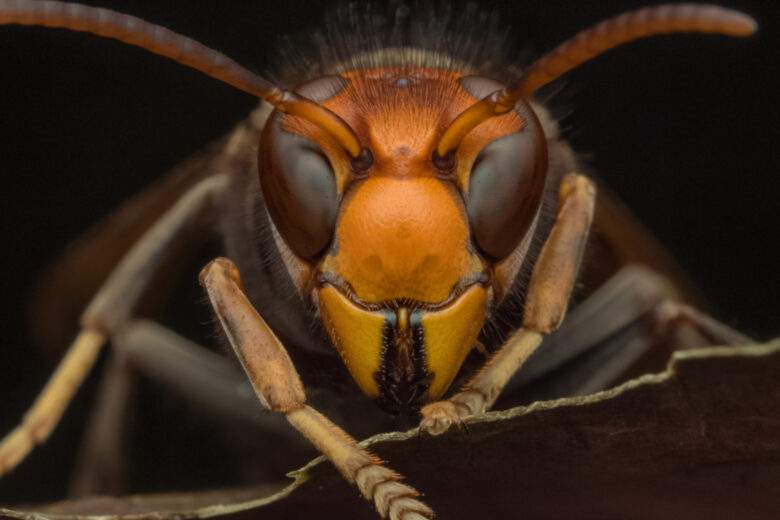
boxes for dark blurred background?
[0,0,777,506]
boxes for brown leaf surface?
[3,340,779,520]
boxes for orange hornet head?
[259,67,548,413]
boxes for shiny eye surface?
[460,76,548,260]
[258,76,347,261]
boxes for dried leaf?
[3,340,779,520]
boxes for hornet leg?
[421,173,595,435]
[200,258,434,520]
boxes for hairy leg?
[421,173,595,435]
[200,258,433,520]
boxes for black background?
[0,0,778,504]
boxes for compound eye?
[259,76,347,260]
[465,102,548,260]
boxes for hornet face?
[259,67,548,413]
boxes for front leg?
[421,173,596,435]
[199,258,433,520]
